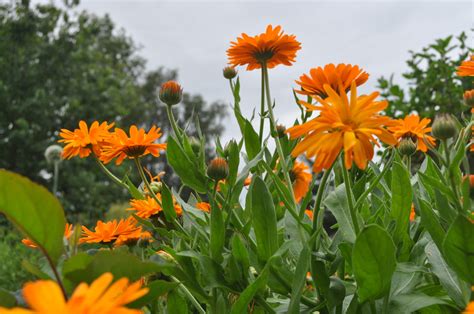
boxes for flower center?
[124,145,147,157]
[254,49,275,63]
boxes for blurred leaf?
[0,288,16,309]
[129,280,179,308]
[352,224,396,302]
[324,184,357,243]
[167,289,188,313]
[389,293,449,314]
[0,170,66,264]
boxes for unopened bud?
[189,137,201,155]
[223,66,237,80]
[159,81,182,106]
[44,145,63,164]
[398,137,417,156]
[207,157,229,181]
[156,250,175,263]
[432,114,457,140]
[148,181,162,194]
[276,124,286,138]
[464,90,474,108]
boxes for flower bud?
[432,114,457,140]
[207,157,229,181]
[398,137,417,156]
[159,81,182,106]
[44,145,63,164]
[156,250,175,263]
[148,181,162,194]
[464,90,474,108]
[189,137,201,155]
[276,124,287,138]
[223,66,237,80]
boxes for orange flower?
[0,272,148,313]
[463,301,474,314]
[22,223,74,249]
[80,217,143,245]
[457,55,474,77]
[409,204,416,222]
[305,210,314,220]
[291,161,312,202]
[59,121,113,159]
[100,125,166,165]
[195,202,211,213]
[295,64,369,99]
[115,230,152,247]
[227,25,301,71]
[287,82,396,172]
[388,114,436,152]
[127,196,182,219]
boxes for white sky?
[77,0,473,142]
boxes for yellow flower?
[287,82,396,172]
[0,273,148,313]
[227,25,301,70]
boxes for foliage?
[378,32,473,118]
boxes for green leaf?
[244,119,260,160]
[161,183,177,221]
[352,224,396,302]
[0,170,66,264]
[210,200,225,263]
[389,293,449,314]
[288,246,310,313]
[230,267,269,314]
[324,184,357,243]
[167,289,189,313]
[425,242,470,308]
[390,161,413,245]
[129,280,179,308]
[0,288,16,308]
[231,234,250,271]
[167,136,207,193]
[443,215,474,283]
[123,175,144,200]
[227,140,240,186]
[419,199,445,250]
[250,176,278,261]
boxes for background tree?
[0,0,227,223]
[378,32,473,119]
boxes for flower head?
[207,157,229,181]
[464,90,474,107]
[80,217,144,246]
[127,196,182,219]
[195,202,211,213]
[388,114,435,152]
[290,161,312,202]
[22,223,74,249]
[457,55,474,77]
[59,121,114,159]
[227,25,301,71]
[287,82,396,172]
[223,66,238,79]
[100,126,166,165]
[295,63,369,99]
[0,272,148,313]
[159,81,183,106]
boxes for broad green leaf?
[443,216,474,283]
[250,176,278,261]
[230,267,269,314]
[167,136,207,193]
[324,184,357,243]
[227,139,240,186]
[210,200,225,263]
[390,161,413,246]
[129,280,179,308]
[167,289,189,313]
[123,175,144,200]
[0,288,16,308]
[419,199,445,250]
[389,293,449,314]
[244,119,260,160]
[0,170,66,264]
[352,224,396,302]
[288,246,310,313]
[161,184,177,221]
[425,242,470,308]
[231,234,250,271]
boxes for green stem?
[170,276,206,314]
[42,248,67,300]
[259,66,265,144]
[311,164,335,233]
[370,300,377,314]
[341,158,360,234]
[53,160,59,195]
[166,104,182,140]
[95,157,129,190]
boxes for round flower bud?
[398,137,417,156]
[159,81,182,106]
[44,145,63,164]
[189,137,201,155]
[463,90,474,108]
[207,157,229,181]
[432,114,457,140]
[156,250,175,263]
[223,66,237,80]
[149,181,162,194]
[276,124,287,138]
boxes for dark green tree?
[0,1,227,223]
[378,32,473,119]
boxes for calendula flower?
[195,202,211,213]
[127,196,182,219]
[59,121,114,159]
[100,126,166,165]
[115,229,152,247]
[295,63,369,99]
[287,82,396,172]
[227,25,301,70]
[291,161,312,202]
[388,114,436,152]
[463,301,474,313]
[0,272,148,313]
[22,223,74,249]
[80,217,141,245]
[457,55,474,77]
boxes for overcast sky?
[77,0,472,142]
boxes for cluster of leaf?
[0,0,227,223]
[377,32,473,119]
[0,69,472,313]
